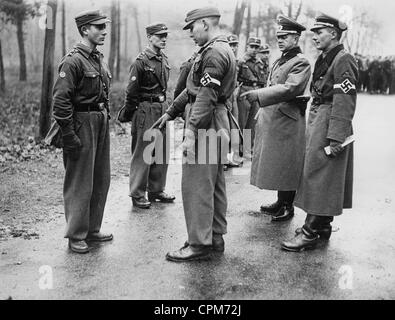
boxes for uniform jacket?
[167,35,236,134]
[237,54,269,88]
[251,47,311,190]
[123,47,170,136]
[124,47,170,111]
[174,52,197,99]
[52,42,112,135]
[295,44,358,216]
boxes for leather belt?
[240,80,265,87]
[188,94,227,104]
[74,103,105,112]
[139,94,166,103]
[312,97,333,105]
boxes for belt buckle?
[158,95,165,103]
[98,102,105,111]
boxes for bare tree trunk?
[256,5,261,37]
[124,16,128,64]
[0,39,5,95]
[232,0,247,37]
[116,0,121,81]
[61,0,66,56]
[16,17,27,81]
[39,0,58,138]
[245,0,251,49]
[294,1,302,20]
[133,6,142,53]
[108,0,117,75]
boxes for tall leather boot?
[271,191,296,222]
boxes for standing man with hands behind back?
[118,23,175,209]
[52,10,113,254]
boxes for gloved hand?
[62,132,82,161]
[240,90,259,104]
[329,140,344,157]
[117,105,136,123]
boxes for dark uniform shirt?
[174,52,197,99]
[167,35,237,133]
[237,54,269,87]
[124,47,170,110]
[52,42,112,132]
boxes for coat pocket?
[278,103,299,121]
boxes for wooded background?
[0,0,390,142]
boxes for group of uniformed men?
[51,7,358,261]
[354,53,395,94]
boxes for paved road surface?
[1,94,395,300]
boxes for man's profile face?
[189,20,208,46]
[84,24,107,46]
[312,28,335,51]
[149,33,168,50]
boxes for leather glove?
[62,132,82,161]
[117,105,136,123]
[329,140,344,157]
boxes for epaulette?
[136,52,147,60]
[66,48,78,57]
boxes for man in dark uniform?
[227,34,239,57]
[52,10,113,253]
[152,7,237,262]
[174,52,197,100]
[241,15,311,222]
[282,14,358,252]
[237,37,268,156]
[118,23,175,209]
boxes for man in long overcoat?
[241,15,311,222]
[282,14,358,252]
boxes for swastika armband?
[333,79,356,95]
[200,73,221,87]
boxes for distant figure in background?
[237,37,268,156]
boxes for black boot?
[260,200,283,215]
[281,227,320,252]
[271,204,294,222]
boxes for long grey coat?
[250,53,311,190]
[295,47,358,216]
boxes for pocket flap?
[278,104,299,121]
[84,71,100,78]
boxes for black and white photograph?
[1,0,395,305]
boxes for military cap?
[310,13,348,32]
[227,34,239,44]
[276,15,306,36]
[146,23,169,36]
[247,37,261,47]
[258,44,270,53]
[183,7,221,30]
[75,10,111,28]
